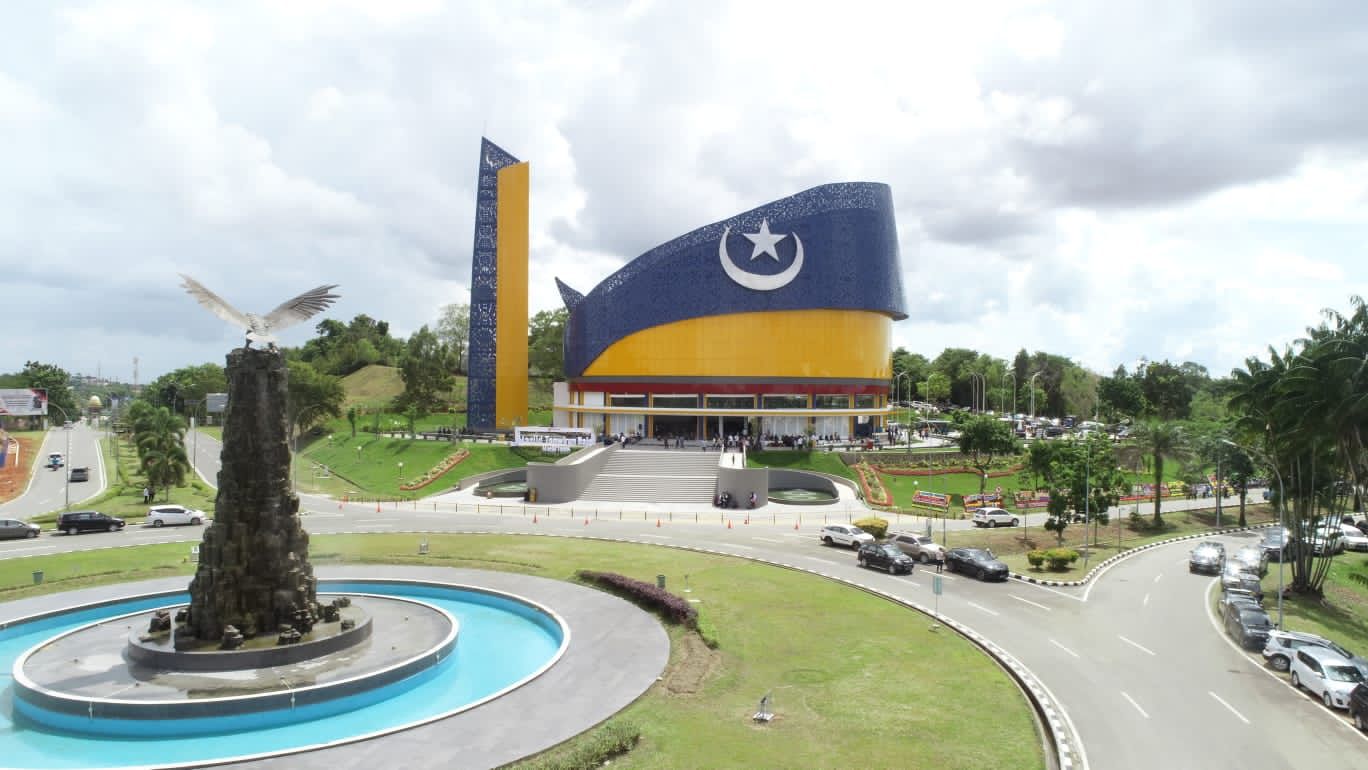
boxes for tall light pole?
[894,372,909,430]
[968,373,986,413]
[1029,372,1043,419]
[185,399,204,481]
[1225,438,1285,628]
[1002,372,1017,419]
[47,403,72,511]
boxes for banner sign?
[206,393,228,414]
[912,490,949,509]
[962,493,1004,510]
[1015,491,1051,509]
[0,389,46,416]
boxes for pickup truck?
[971,507,1019,528]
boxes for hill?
[339,365,404,407]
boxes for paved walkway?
[0,566,670,770]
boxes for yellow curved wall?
[582,309,891,379]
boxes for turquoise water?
[0,581,564,768]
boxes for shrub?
[854,516,889,539]
[1026,550,1046,568]
[576,570,698,628]
[521,720,642,770]
[696,610,720,649]
[1044,547,1080,570]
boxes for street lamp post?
[894,372,908,431]
[1002,372,1017,420]
[1224,438,1285,628]
[47,403,72,511]
[185,399,204,480]
[290,404,329,496]
[1029,372,1043,419]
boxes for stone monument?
[178,276,341,640]
[186,347,316,640]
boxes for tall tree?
[286,360,346,433]
[135,406,189,501]
[957,415,1020,494]
[1133,420,1189,526]
[528,308,568,379]
[395,325,454,413]
[1141,360,1193,420]
[20,361,76,421]
[435,302,471,374]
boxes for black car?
[857,542,915,575]
[945,547,1009,581]
[1188,541,1226,574]
[1350,684,1368,732]
[1224,603,1274,650]
[1221,563,1265,599]
[68,467,89,482]
[56,511,125,535]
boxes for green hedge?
[854,516,889,539]
[520,720,642,770]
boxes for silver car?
[1291,647,1365,709]
[0,518,40,540]
[888,532,944,564]
[819,524,874,548]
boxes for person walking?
[142,485,151,504]
[935,548,945,573]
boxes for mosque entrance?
[652,414,697,440]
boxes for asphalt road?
[3,430,1367,769]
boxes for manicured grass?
[2,535,1044,770]
[298,435,541,498]
[746,450,856,481]
[339,365,406,406]
[1262,553,1368,656]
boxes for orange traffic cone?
[533,513,539,523]
[656,518,661,528]
[375,501,381,513]
[727,519,733,529]
[584,517,589,526]
[794,519,800,530]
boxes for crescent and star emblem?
[718,218,804,291]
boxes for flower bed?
[399,449,471,491]
[854,461,892,507]
[875,465,1022,478]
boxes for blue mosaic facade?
[558,182,907,377]
[466,139,521,430]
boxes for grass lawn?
[298,435,541,498]
[1261,553,1368,655]
[746,450,856,481]
[1,535,1044,770]
[196,425,223,441]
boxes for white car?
[820,524,875,548]
[1335,524,1368,552]
[146,505,208,527]
[1310,527,1347,555]
[1290,647,1365,709]
[972,507,1019,528]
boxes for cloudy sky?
[3,0,1366,384]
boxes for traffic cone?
[744,517,750,525]
[794,519,800,530]
[727,519,733,529]
[375,501,381,513]
[656,518,661,528]
[584,517,589,526]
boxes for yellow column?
[494,161,529,430]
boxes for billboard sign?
[206,393,228,414]
[0,389,47,417]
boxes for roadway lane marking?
[356,523,395,528]
[305,513,344,518]
[355,519,399,524]
[1209,691,1251,725]
[725,544,754,550]
[1049,639,1080,658]
[1154,573,1164,583]
[1143,593,1150,606]
[1119,635,1157,656]
[1121,691,1151,719]
[967,602,1000,617]
[1010,595,1052,611]
[805,557,839,566]
[751,537,784,544]
[640,534,672,540]
[0,545,57,555]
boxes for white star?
[742,219,787,261]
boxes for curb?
[1010,523,1277,587]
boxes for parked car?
[1309,527,1346,556]
[1263,629,1368,676]
[1223,602,1274,650]
[1219,589,1263,617]
[146,505,207,527]
[857,542,915,575]
[68,466,89,483]
[887,531,944,564]
[945,547,1009,581]
[971,507,1019,528]
[820,524,874,548]
[56,511,125,535]
[1259,529,1297,562]
[1291,647,1366,709]
[1221,563,1265,598]
[1188,541,1226,574]
[1231,545,1268,577]
[0,518,41,539]
[1335,524,1368,552]
[1350,684,1368,731]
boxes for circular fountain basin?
[0,580,567,767]
[768,487,838,504]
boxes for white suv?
[972,507,1019,528]
[1291,647,1365,709]
[820,524,875,548]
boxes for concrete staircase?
[578,449,721,503]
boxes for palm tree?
[1133,420,1188,527]
[136,407,190,501]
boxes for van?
[47,452,63,469]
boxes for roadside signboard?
[0,389,46,416]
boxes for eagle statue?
[180,274,340,349]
